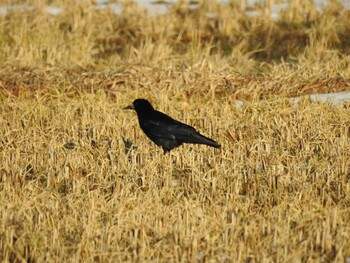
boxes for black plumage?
[124,99,221,153]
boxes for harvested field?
[0,0,350,262]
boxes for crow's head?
[124,99,154,113]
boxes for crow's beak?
[123,104,135,110]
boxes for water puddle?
[235,91,350,108]
[0,0,348,17]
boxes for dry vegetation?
[1,0,350,262]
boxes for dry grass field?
[1,0,350,262]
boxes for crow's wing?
[142,110,196,140]
[142,110,220,147]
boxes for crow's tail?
[189,132,221,149]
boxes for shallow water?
[235,91,350,108]
[0,0,348,16]
[291,91,350,105]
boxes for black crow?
[124,99,221,153]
